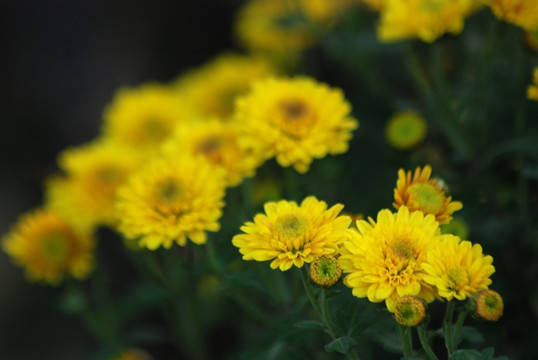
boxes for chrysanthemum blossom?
[339,206,441,312]
[235,76,358,173]
[421,235,495,301]
[45,140,142,232]
[174,53,275,118]
[115,155,226,250]
[232,196,351,271]
[102,83,195,153]
[2,209,95,285]
[394,165,462,224]
[377,0,481,43]
[161,119,266,187]
[527,68,538,101]
[487,0,538,31]
[385,110,427,150]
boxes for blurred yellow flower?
[45,140,142,231]
[103,83,195,153]
[487,0,538,31]
[235,76,358,173]
[2,209,95,285]
[394,165,462,224]
[115,155,226,250]
[161,118,266,187]
[377,0,481,43]
[232,196,351,271]
[340,206,441,312]
[421,235,495,300]
[527,67,538,101]
[174,53,275,118]
[385,110,427,150]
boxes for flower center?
[155,178,183,203]
[195,135,225,164]
[389,238,416,260]
[447,266,468,290]
[407,183,445,215]
[274,214,308,238]
[41,232,70,263]
[96,166,121,183]
[274,98,316,138]
[143,118,168,141]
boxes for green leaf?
[449,348,509,360]
[325,336,357,354]
[459,326,485,344]
[294,320,326,331]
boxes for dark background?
[0,1,240,358]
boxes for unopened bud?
[309,255,342,287]
[394,296,427,327]
[471,289,503,321]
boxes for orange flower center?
[274,98,316,138]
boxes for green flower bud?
[470,289,504,321]
[394,296,427,327]
[309,255,341,287]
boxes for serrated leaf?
[294,320,326,331]
[325,336,357,354]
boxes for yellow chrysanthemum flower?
[385,110,427,150]
[421,235,495,301]
[115,155,226,250]
[45,140,142,231]
[2,209,95,285]
[527,67,538,101]
[377,0,481,43]
[235,76,358,173]
[102,83,195,153]
[174,53,275,118]
[339,206,441,312]
[232,196,351,271]
[394,165,462,224]
[161,118,266,187]
[487,0,538,31]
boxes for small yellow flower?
[161,118,266,187]
[2,209,95,285]
[527,67,538,101]
[394,296,427,327]
[487,0,538,31]
[385,110,427,150]
[115,155,226,250]
[339,206,441,312]
[232,196,351,271]
[394,165,462,225]
[377,0,481,43]
[421,235,495,301]
[102,83,195,153]
[45,140,142,231]
[174,53,275,118]
[309,254,342,287]
[235,76,358,173]
[471,289,504,321]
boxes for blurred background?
[0,1,240,358]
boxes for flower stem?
[443,301,456,356]
[417,323,440,360]
[398,325,414,358]
[299,267,362,360]
[451,309,468,352]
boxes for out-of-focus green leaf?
[294,320,326,331]
[325,336,357,354]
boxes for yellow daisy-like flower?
[2,209,95,285]
[115,155,226,250]
[421,235,495,301]
[45,140,142,231]
[377,0,481,43]
[339,206,441,312]
[394,165,462,225]
[161,118,266,187]
[235,76,358,173]
[527,67,538,101]
[486,0,538,31]
[385,110,427,150]
[232,196,351,271]
[102,83,195,153]
[174,53,275,118]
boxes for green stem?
[451,310,468,352]
[417,323,440,360]
[300,267,361,360]
[398,325,413,358]
[443,301,456,356]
